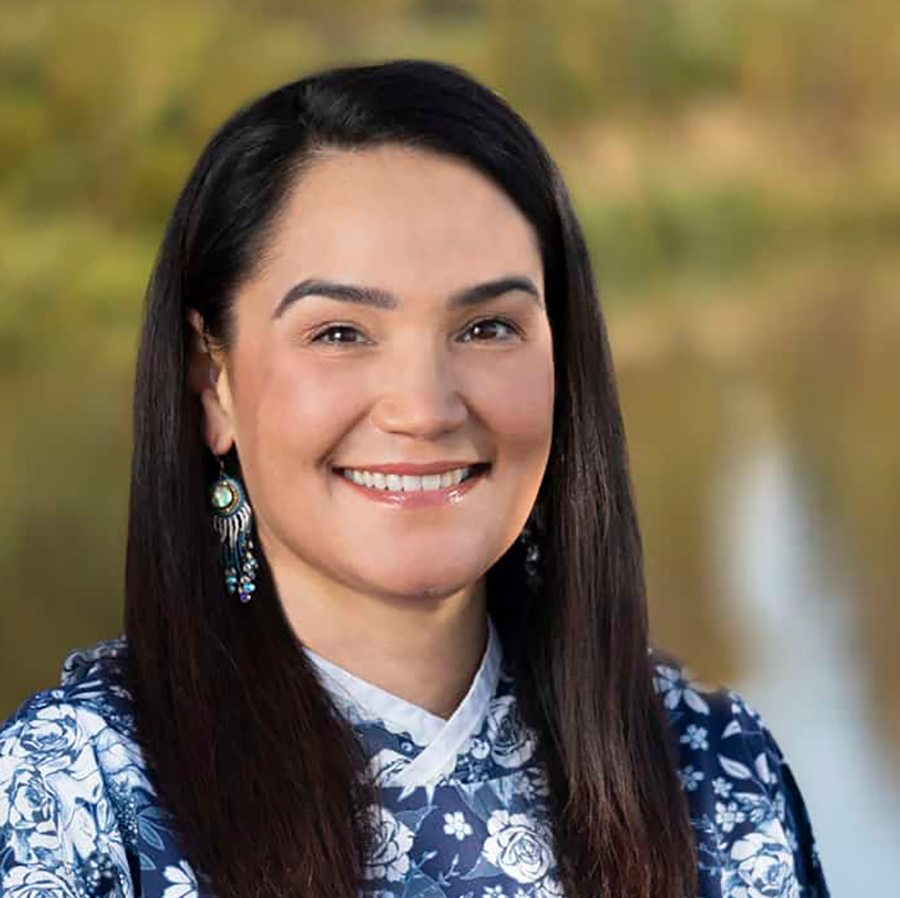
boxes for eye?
[459,317,521,343]
[310,324,368,346]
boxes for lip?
[333,461,487,476]
[333,463,491,508]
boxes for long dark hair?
[125,59,695,898]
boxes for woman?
[0,60,828,898]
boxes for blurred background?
[1,0,898,892]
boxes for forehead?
[260,144,543,296]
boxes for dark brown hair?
[125,59,695,898]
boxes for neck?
[269,557,488,719]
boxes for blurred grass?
[3,0,899,329]
[2,0,900,704]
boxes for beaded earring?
[209,456,258,603]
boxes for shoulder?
[1,635,142,781]
[650,647,765,755]
[650,647,830,897]
[0,636,151,898]
[650,648,785,806]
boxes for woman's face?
[198,144,554,604]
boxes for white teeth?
[339,465,476,492]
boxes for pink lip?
[334,466,489,508]
[333,461,486,476]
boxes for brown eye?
[311,325,367,346]
[459,317,520,343]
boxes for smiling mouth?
[332,462,491,493]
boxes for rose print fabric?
[0,622,830,897]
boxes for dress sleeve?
[655,654,832,898]
[754,712,830,898]
[709,690,829,898]
[0,695,130,898]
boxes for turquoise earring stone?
[211,481,237,512]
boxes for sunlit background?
[2,1,898,893]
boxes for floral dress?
[0,619,829,898]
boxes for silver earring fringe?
[209,458,258,603]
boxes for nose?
[370,345,469,439]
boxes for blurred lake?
[616,253,900,896]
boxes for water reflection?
[615,263,900,895]
[715,393,900,895]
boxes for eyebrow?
[272,275,542,319]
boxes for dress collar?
[303,616,503,787]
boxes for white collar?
[303,616,503,787]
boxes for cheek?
[231,348,363,471]
[470,349,555,460]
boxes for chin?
[367,564,481,603]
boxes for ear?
[186,310,236,456]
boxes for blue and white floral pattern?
[0,635,830,897]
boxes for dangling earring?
[519,502,544,589]
[209,456,258,603]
